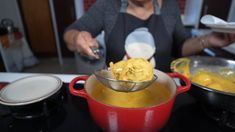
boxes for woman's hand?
[182,32,235,56]
[73,31,100,59]
[64,30,99,59]
[207,32,235,47]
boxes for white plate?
[204,24,235,34]
[0,75,62,106]
[201,15,235,34]
[211,26,235,34]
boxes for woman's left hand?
[207,32,235,47]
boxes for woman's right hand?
[72,31,100,59]
[209,32,235,47]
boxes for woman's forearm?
[181,35,211,56]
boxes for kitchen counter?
[0,71,235,132]
[0,72,80,83]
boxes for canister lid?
[0,75,62,106]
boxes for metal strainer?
[94,69,157,92]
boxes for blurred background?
[0,0,235,74]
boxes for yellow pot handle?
[170,58,191,78]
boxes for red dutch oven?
[69,70,191,132]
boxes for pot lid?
[0,75,62,106]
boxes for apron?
[106,0,172,72]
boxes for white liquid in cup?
[125,43,155,59]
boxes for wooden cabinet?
[18,0,75,57]
[53,0,75,57]
[18,0,56,57]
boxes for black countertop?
[0,82,234,132]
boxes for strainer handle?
[69,76,89,99]
[168,72,191,95]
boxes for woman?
[64,0,235,72]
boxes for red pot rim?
[84,83,177,110]
[69,70,191,110]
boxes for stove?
[1,48,235,132]
[161,93,235,132]
[0,83,101,132]
[0,83,234,132]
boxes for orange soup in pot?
[90,82,171,108]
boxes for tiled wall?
[83,0,186,13]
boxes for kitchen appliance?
[1,80,235,132]
[0,75,64,119]
[1,48,235,132]
[69,70,191,132]
[171,56,235,128]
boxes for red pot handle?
[0,82,8,90]
[69,76,89,99]
[167,72,191,95]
